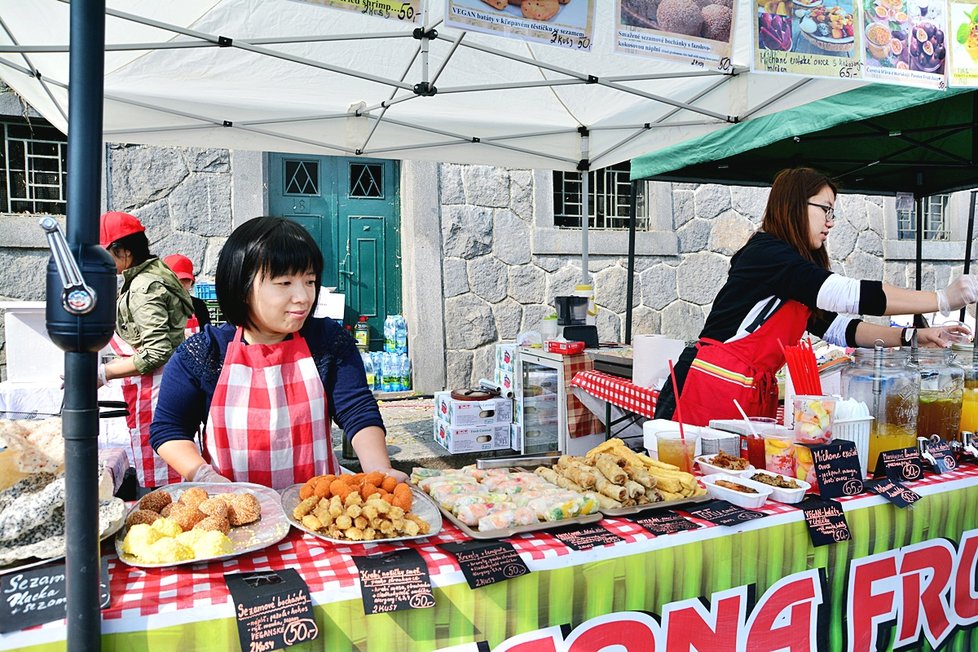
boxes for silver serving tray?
[114,482,290,568]
[281,485,442,545]
[598,492,711,517]
[476,454,560,470]
[0,499,126,576]
[438,503,603,540]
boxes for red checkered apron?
[108,334,184,487]
[203,328,339,489]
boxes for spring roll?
[584,491,622,509]
[624,479,646,499]
[594,454,628,485]
[593,474,627,501]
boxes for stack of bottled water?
[366,315,409,392]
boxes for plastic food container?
[700,473,772,509]
[793,395,837,444]
[545,340,586,355]
[744,471,811,504]
[695,455,754,476]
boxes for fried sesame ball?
[225,493,261,526]
[179,487,209,510]
[138,490,172,513]
[193,515,231,535]
[198,497,228,520]
[166,502,206,532]
[125,509,161,529]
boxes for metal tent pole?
[580,128,590,284]
[960,190,977,322]
[625,179,637,344]
[52,1,115,649]
[914,194,927,329]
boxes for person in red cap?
[163,254,211,333]
[100,211,194,488]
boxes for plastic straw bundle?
[782,338,822,395]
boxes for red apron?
[678,300,811,426]
[108,334,183,488]
[204,328,339,489]
[185,314,200,334]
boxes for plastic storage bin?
[831,415,874,478]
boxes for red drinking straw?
[668,359,686,443]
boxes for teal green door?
[268,154,400,349]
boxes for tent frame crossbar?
[0,16,68,123]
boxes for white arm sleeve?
[816,274,861,314]
[822,314,855,347]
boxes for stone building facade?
[0,94,971,390]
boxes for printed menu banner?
[445,0,597,51]
[224,570,319,651]
[615,0,736,70]
[440,540,531,589]
[949,0,978,84]
[353,549,436,615]
[754,0,862,79]
[289,0,422,22]
[862,0,949,89]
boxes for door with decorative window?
[268,154,401,350]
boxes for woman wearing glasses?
[655,166,978,426]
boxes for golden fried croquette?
[193,515,231,535]
[380,476,398,493]
[179,487,209,509]
[225,493,261,526]
[138,490,172,513]
[362,471,384,487]
[299,483,315,500]
[198,498,229,520]
[126,509,161,528]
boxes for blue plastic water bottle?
[395,315,408,354]
[384,316,396,353]
[361,353,375,391]
[400,354,412,391]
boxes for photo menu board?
[753,0,949,89]
[445,0,597,51]
[948,0,978,84]
[289,0,422,22]
[614,0,737,70]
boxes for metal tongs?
[39,216,97,315]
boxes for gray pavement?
[333,395,516,473]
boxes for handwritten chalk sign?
[551,524,624,551]
[440,540,530,589]
[800,497,851,547]
[867,477,921,509]
[225,569,318,651]
[627,510,701,536]
[686,500,766,527]
[874,447,924,482]
[808,440,864,499]
[353,549,435,615]
[922,439,957,474]
[0,557,109,633]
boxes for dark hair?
[215,217,324,327]
[760,167,838,270]
[108,231,152,266]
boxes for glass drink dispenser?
[841,345,919,469]
[914,348,963,441]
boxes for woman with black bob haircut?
[655,167,978,427]
[100,211,194,488]
[151,216,407,488]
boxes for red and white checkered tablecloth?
[570,370,659,420]
[561,354,602,438]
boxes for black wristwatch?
[901,327,916,345]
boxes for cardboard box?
[494,368,521,395]
[510,423,523,452]
[433,418,512,454]
[632,334,686,389]
[496,343,518,372]
[433,392,513,426]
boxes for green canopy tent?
[621,85,978,341]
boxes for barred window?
[0,120,67,215]
[553,162,649,230]
[897,194,950,241]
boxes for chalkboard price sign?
[353,549,435,615]
[225,569,318,652]
[0,557,109,633]
[440,540,530,589]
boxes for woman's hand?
[916,326,957,348]
[191,463,231,483]
[366,466,409,483]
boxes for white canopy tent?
[0,1,868,172]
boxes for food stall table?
[570,370,659,439]
[6,465,978,651]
